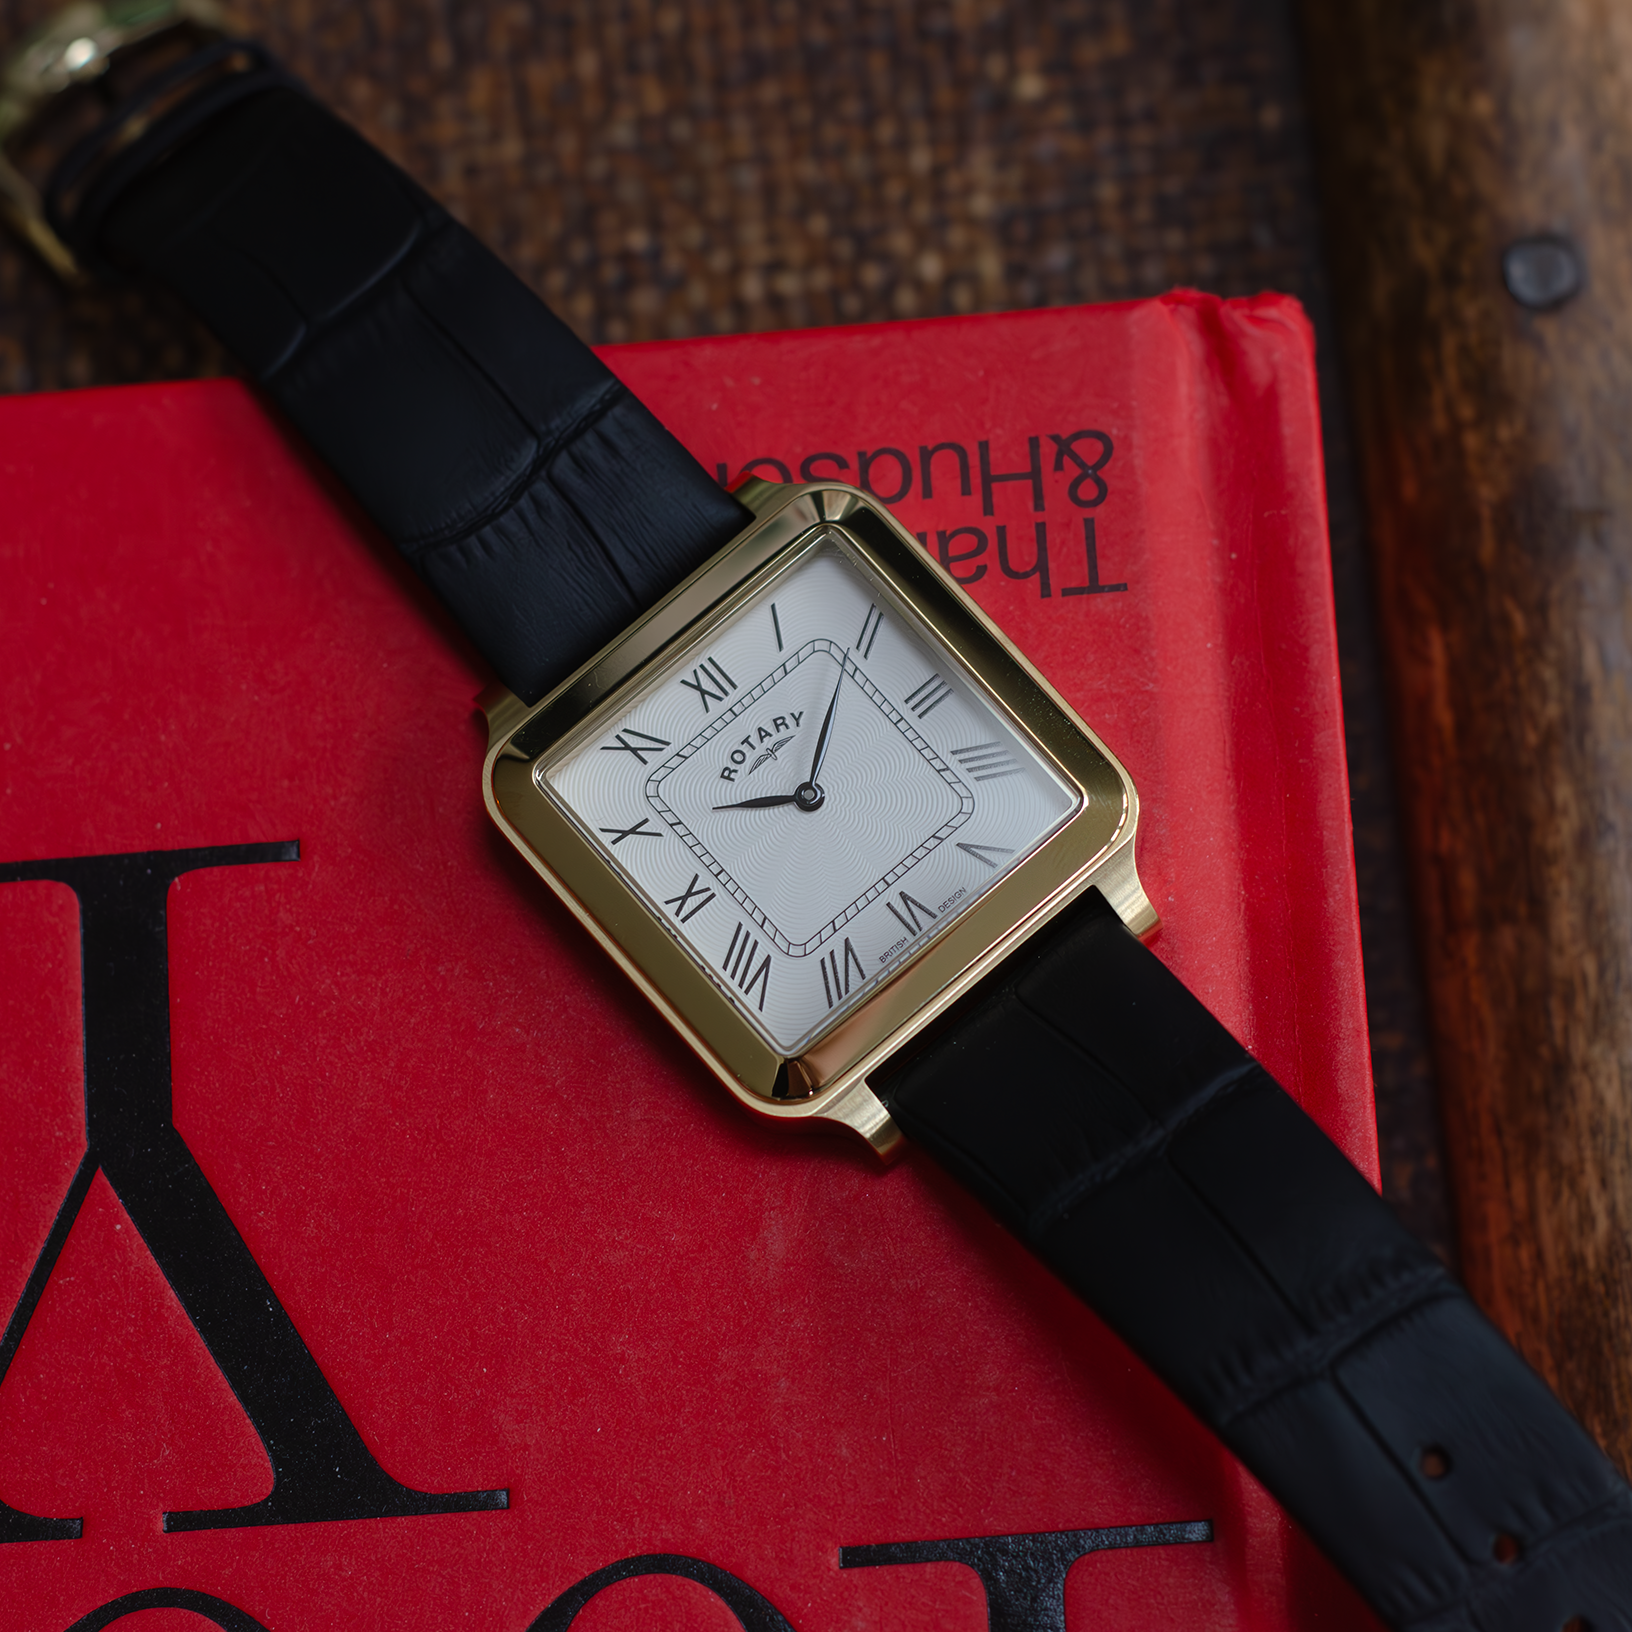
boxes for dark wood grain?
[1298,0,1632,1469]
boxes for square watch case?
[480,479,1155,1155]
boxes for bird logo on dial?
[746,736,794,776]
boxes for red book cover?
[0,295,1379,1631]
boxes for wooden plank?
[1297,0,1632,1469]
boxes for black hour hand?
[714,781,827,813]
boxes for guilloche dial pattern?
[647,639,975,956]
[543,541,1076,1053]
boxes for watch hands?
[807,667,845,787]
[712,784,826,812]
[713,663,848,815]
[712,794,802,810]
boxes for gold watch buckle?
[0,0,227,280]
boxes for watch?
[6,7,1632,1628]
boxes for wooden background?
[1300,0,1632,1471]
[0,1,1453,1258]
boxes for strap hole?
[1492,1532,1521,1564]
[1418,1446,1451,1480]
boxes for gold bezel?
[481,481,1155,1158]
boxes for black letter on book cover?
[527,1553,797,1632]
[935,526,988,584]
[1048,430,1114,509]
[1061,519,1128,597]
[997,522,1052,598]
[841,1522,1212,1632]
[857,447,913,504]
[978,436,1045,515]
[62,1585,271,1632]
[0,844,507,1542]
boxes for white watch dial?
[542,535,1077,1053]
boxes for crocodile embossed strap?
[56,81,751,707]
[874,889,1632,1631]
[41,44,1632,1632]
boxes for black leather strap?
[61,81,750,706]
[44,39,302,270]
[875,890,1632,1632]
[42,48,1632,1629]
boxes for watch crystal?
[542,534,1076,1053]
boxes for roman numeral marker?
[951,741,1023,781]
[664,873,716,923]
[956,842,1015,870]
[722,922,772,1010]
[857,604,883,660]
[599,816,661,845]
[681,657,739,710]
[884,891,938,937]
[820,937,867,1008]
[903,674,953,719]
[600,729,671,765]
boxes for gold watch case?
[481,479,1155,1159]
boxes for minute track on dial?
[543,542,1073,1052]
[639,625,980,969]
[713,667,847,812]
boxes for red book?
[0,295,1378,1631]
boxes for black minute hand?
[808,666,845,786]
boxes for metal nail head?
[1502,235,1583,310]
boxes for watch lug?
[478,684,530,755]
[1093,844,1159,940]
[729,475,795,515]
[815,1079,905,1162]
[729,477,870,526]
